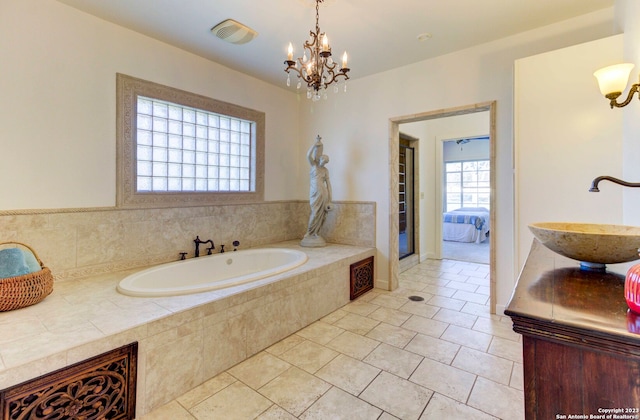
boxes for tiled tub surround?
[0,241,375,417]
[0,200,375,282]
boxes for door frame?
[388,101,497,314]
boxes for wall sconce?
[594,63,640,108]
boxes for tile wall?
[0,201,375,281]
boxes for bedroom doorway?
[440,137,490,265]
[388,101,497,314]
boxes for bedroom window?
[116,73,265,208]
[445,160,490,212]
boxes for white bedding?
[443,207,490,243]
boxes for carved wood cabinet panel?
[0,342,137,420]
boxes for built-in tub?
[117,248,308,297]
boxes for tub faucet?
[589,175,640,192]
[194,236,214,257]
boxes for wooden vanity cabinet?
[505,240,640,419]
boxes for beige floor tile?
[420,283,457,297]
[189,381,272,420]
[315,353,381,395]
[259,367,331,417]
[433,308,478,328]
[405,333,461,364]
[378,413,401,420]
[300,386,382,419]
[452,290,489,305]
[398,301,440,318]
[442,324,493,351]
[368,307,412,326]
[138,400,196,420]
[488,336,523,363]
[446,280,480,293]
[227,351,292,389]
[320,308,348,324]
[341,300,379,316]
[370,294,409,309]
[391,288,434,302]
[332,312,380,335]
[452,347,513,385]
[360,371,433,420]
[279,340,339,374]
[255,405,297,419]
[296,321,344,345]
[399,279,428,292]
[461,302,492,318]
[363,343,423,379]
[365,322,416,348]
[476,285,491,295]
[326,330,380,360]
[401,314,449,338]
[467,377,525,420]
[426,295,466,311]
[410,358,476,403]
[466,275,491,286]
[421,392,498,420]
[473,317,521,342]
[510,363,524,391]
[266,333,307,356]
[176,372,236,410]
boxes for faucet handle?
[179,252,187,260]
[233,240,240,251]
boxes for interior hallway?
[141,258,524,419]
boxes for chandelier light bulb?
[287,43,294,61]
[342,52,348,69]
[322,34,329,52]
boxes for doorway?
[388,102,497,314]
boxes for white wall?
[515,35,624,270]
[298,8,617,311]
[0,0,300,210]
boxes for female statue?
[301,135,332,247]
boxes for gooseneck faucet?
[194,236,214,257]
[589,176,640,192]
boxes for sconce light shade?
[594,63,635,96]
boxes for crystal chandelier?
[284,0,350,101]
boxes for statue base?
[300,234,326,248]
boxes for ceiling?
[55,0,614,90]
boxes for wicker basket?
[0,242,54,312]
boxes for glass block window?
[444,160,490,212]
[116,73,264,208]
[136,96,254,193]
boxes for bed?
[443,207,490,243]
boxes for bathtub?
[117,248,308,297]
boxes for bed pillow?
[0,248,30,278]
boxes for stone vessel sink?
[528,222,640,269]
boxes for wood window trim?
[116,73,265,208]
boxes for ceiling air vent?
[211,19,258,45]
